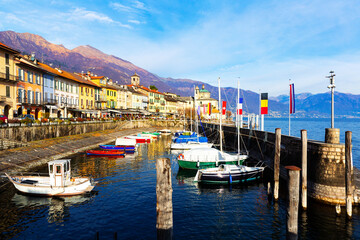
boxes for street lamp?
[326,71,336,128]
[62,97,68,119]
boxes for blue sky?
[1,0,360,96]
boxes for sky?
[1,0,360,96]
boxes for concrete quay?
[0,126,164,174]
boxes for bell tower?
[131,71,140,86]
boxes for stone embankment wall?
[201,123,349,205]
[0,120,183,149]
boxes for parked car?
[0,115,8,123]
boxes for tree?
[149,85,158,91]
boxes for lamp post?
[326,71,336,128]
[62,97,68,119]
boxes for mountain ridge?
[1,30,359,117]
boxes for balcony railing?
[43,98,56,105]
[0,72,18,81]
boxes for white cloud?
[68,7,132,28]
[128,19,141,24]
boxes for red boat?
[86,150,125,156]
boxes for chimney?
[31,52,35,61]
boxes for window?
[5,53,9,65]
[6,66,9,80]
[56,165,61,174]
[6,86,10,97]
[28,71,33,83]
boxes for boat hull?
[198,168,263,184]
[86,150,125,156]
[177,159,243,170]
[99,145,136,153]
[6,175,95,196]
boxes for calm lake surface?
[1,118,360,239]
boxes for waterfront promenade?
[0,126,165,174]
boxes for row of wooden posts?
[273,128,354,239]
[155,129,354,239]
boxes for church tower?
[131,71,140,86]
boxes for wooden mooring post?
[301,130,307,210]
[156,157,173,239]
[345,131,353,219]
[286,166,301,240]
[274,128,281,201]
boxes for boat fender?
[229,173,232,184]
[178,154,184,160]
[71,178,75,182]
[196,160,199,168]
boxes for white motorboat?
[177,148,247,170]
[6,159,96,196]
[194,164,265,184]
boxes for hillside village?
[0,41,222,122]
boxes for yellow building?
[89,75,108,112]
[71,73,98,116]
[106,84,117,109]
[0,42,20,119]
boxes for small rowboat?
[86,150,125,156]
[125,135,151,143]
[99,145,136,153]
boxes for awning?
[45,105,58,109]
[109,109,122,113]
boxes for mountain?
[1,30,359,117]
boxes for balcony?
[43,98,56,105]
[0,72,18,82]
[142,99,149,103]
[0,96,7,102]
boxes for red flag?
[208,103,211,115]
[222,101,226,115]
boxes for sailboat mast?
[218,77,223,152]
[237,80,240,155]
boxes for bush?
[21,117,34,124]
[8,119,20,123]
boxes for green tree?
[149,85,158,91]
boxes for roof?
[127,84,164,95]
[38,62,99,87]
[0,42,20,54]
[199,89,209,93]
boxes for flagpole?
[289,79,291,136]
[218,77,223,152]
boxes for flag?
[208,103,211,115]
[290,83,295,114]
[260,93,268,115]
[203,104,206,114]
[197,106,201,116]
[222,101,227,115]
[237,97,243,115]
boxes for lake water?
[1,118,360,239]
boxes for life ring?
[178,154,184,160]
